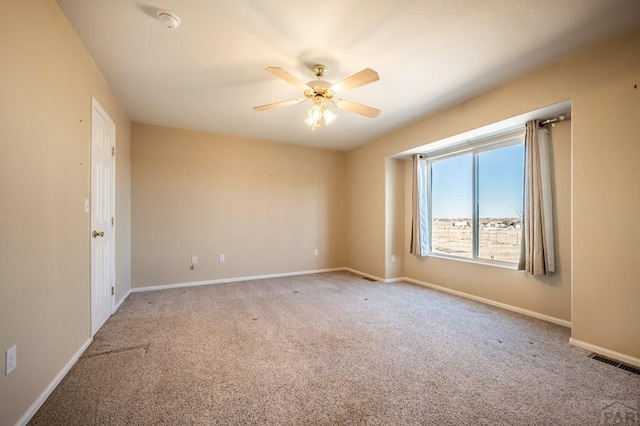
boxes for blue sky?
[431,144,524,219]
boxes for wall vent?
[589,353,640,375]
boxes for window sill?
[423,253,518,270]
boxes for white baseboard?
[113,289,131,313]
[17,337,93,426]
[401,277,572,328]
[342,270,571,328]
[570,338,640,368]
[384,277,406,283]
[130,268,345,293]
[341,267,387,283]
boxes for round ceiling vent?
[156,10,181,30]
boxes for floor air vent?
[589,353,640,375]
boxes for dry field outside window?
[431,218,522,263]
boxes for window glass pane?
[431,154,473,258]
[477,144,524,262]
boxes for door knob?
[92,230,104,238]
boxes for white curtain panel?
[518,121,555,275]
[410,154,430,256]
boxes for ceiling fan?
[254,64,380,130]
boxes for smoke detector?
[156,10,181,30]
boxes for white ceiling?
[56,0,640,150]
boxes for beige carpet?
[30,271,639,425]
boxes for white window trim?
[422,127,525,160]
[423,127,525,266]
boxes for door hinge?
[111,146,115,156]
[111,286,115,296]
[111,217,115,226]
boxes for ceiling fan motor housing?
[305,80,334,101]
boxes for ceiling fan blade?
[335,99,380,118]
[331,68,379,93]
[265,67,310,90]
[253,98,307,111]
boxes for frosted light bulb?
[309,105,323,121]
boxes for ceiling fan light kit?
[254,64,380,131]
[305,102,337,131]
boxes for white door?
[91,98,116,336]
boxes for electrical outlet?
[314,248,319,256]
[6,345,16,375]
[219,254,225,263]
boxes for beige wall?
[385,158,406,279]
[346,29,640,359]
[1,2,638,422]
[0,1,131,424]
[346,152,387,278]
[131,123,346,287]
[571,44,640,358]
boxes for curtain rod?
[539,114,570,127]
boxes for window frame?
[424,129,525,267]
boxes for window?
[426,134,524,264]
